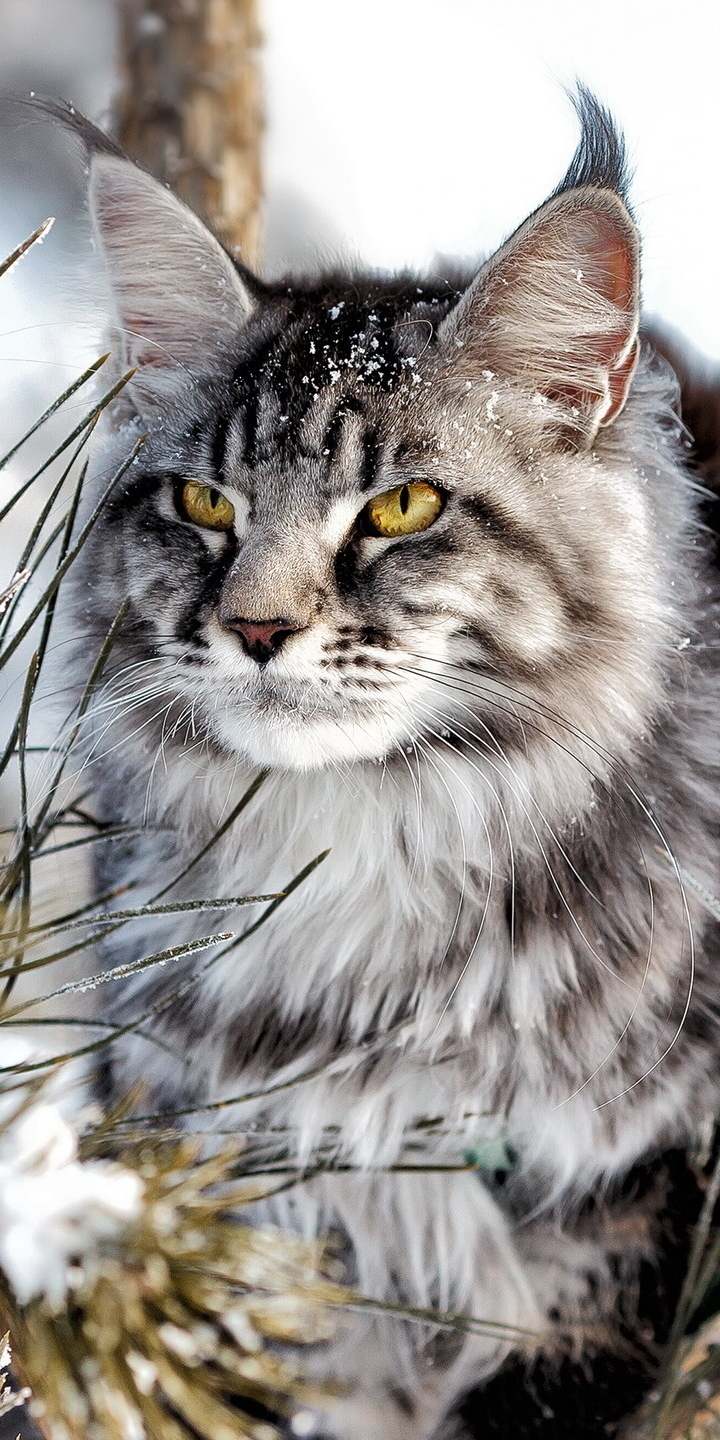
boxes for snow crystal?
[158,1323,202,1362]
[0,1041,142,1307]
[292,1413,320,1437]
[127,1352,158,1395]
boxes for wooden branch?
[115,0,262,265]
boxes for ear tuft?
[553,85,632,206]
[26,94,128,161]
[89,152,254,413]
[439,94,640,447]
[27,101,256,405]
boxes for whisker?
[418,701,665,1098]
[412,687,635,990]
[404,653,687,929]
[402,651,695,1103]
[413,677,608,912]
[411,733,493,1039]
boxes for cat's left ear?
[439,185,640,446]
[89,151,255,412]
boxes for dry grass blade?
[0,1330,30,1418]
[0,931,236,1027]
[0,570,30,618]
[1,894,279,948]
[0,1140,345,1440]
[0,435,144,678]
[0,358,118,519]
[0,217,54,281]
[0,350,108,477]
[620,1145,720,1440]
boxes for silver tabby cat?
[56,92,720,1438]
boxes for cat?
[45,89,720,1439]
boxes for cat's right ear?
[88,151,255,413]
[437,91,639,448]
[438,186,639,448]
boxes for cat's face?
[80,105,663,778]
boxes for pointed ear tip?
[560,185,638,241]
[89,152,164,204]
[88,152,131,207]
[89,150,125,175]
[548,188,640,297]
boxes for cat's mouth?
[202,668,419,770]
[245,667,349,713]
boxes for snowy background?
[2,0,720,427]
[0,0,719,762]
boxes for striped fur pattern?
[55,92,720,1437]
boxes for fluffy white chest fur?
[107,746,707,1179]
[93,743,715,1439]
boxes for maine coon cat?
[50,91,720,1438]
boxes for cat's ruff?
[48,88,720,1439]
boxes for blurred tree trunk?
[114,0,262,265]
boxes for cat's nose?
[222,616,301,663]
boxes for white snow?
[261,0,720,360]
[0,1039,142,1307]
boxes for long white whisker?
[403,652,694,1103]
[413,691,637,991]
[417,701,666,1100]
[411,734,491,1040]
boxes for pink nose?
[222,616,299,662]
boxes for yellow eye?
[181,480,235,531]
[364,481,443,538]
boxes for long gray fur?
[48,91,720,1438]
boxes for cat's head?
[69,92,682,778]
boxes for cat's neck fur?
[90,528,720,1202]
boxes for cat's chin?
[210,701,411,771]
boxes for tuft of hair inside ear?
[89,153,254,414]
[439,151,640,446]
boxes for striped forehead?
[210,300,411,474]
[217,388,385,508]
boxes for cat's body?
[54,94,720,1436]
